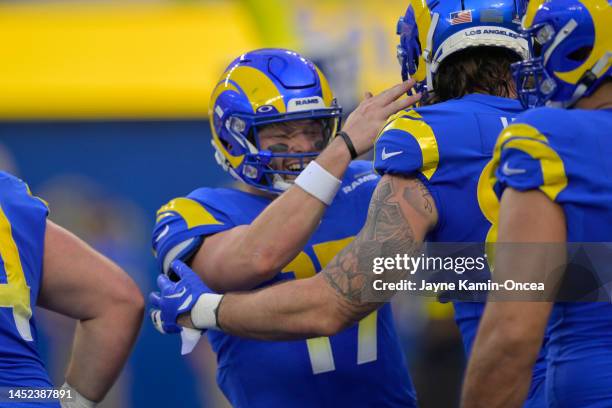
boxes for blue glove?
[149,260,213,334]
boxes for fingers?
[364,91,374,99]
[379,79,416,105]
[383,92,422,117]
[149,291,161,308]
[170,260,190,280]
[150,309,166,334]
[157,274,173,292]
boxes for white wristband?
[294,161,342,205]
[191,294,224,330]
[60,382,97,408]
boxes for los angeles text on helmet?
[464,29,519,39]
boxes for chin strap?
[424,12,440,94]
[571,51,612,107]
[272,174,293,192]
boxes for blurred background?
[0,0,464,406]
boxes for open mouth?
[279,159,314,181]
[284,157,316,173]
[286,162,305,172]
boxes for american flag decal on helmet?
[450,10,473,25]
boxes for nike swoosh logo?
[177,295,193,312]
[381,147,403,160]
[155,225,170,243]
[165,287,186,299]
[502,161,527,176]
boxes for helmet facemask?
[236,114,339,193]
[209,48,342,194]
[513,1,611,110]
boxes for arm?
[191,136,344,292]
[461,188,566,408]
[191,80,421,292]
[38,221,144,403]
[199,174,438,339]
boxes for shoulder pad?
[374,110,439,180]
[153,189,235,274]
[490,120,568,202]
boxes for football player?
[150,49,421,407]
[462,1,612,406]
[152,1,555,405]
[0,172,144,408]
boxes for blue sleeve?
[494,147,545,197]
[0,172,49,217]
[491,118,568,202]
[373,111,440,180]
[336,161,380,220]
[339,160,379,195]
[152,188,235,274]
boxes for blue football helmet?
[396,0,529,96]
[209,49,341,193]
[513,0,611,108]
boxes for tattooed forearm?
[322,175,437,318]
[404,179,435,216]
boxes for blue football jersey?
[373,94,547,405]
[153,161,417,408]
[492,107,612,408]
[0,172,58,408]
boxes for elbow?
[498,322,536,347]
[107,267,145,322]
[249,251,285,281]
[486,324,540,364]
[122,280,145,321]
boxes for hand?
[341,79,420,156]
[149,260,213,334]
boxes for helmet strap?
[565,51,612,108]
[210,139,231,172]
[271,174,292,192]
[425,12,440,93]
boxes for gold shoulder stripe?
[481,122,563,247]
[495,123,549,150]
[156,197,222,229]
[379,110,439,179]
[493,123,567,201]
[504,138,568,201]
[379,110,408,134]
